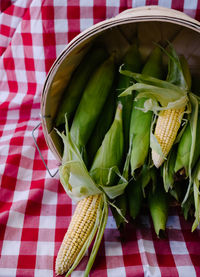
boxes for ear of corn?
[55,194,102,276]
[56,103,124,276]
[70,55,115,154]
[116,42,143,154]
[55,47,108,127]
[148,183,169,237]
[87,89,116,165]
[151,45,191,168]
[129,46,164,175]
[152,106,185,168]
[90,104,124,188]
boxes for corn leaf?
[192,160,200,231]
[162,146,177,192]
[119,68,187,93]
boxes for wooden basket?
[41,5,200,163]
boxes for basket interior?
[42,20,200,161]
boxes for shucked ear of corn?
[55,47,108,127]
[152,47,191,168]
[56,104,126,276]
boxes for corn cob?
[55,194,102,275]
[55,47,107,127]
[152,107,185,168]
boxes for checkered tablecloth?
[0,1,200,276]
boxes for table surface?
[0,1,200,277]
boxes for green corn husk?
[111,194,127,229]
[128,46,164,175]
[127,164,156,220]
[191,159,200,231]
[87,89,116,165]
[70,55,115,155]
[148,183,169,236]
[116,42,143,154]
[175,99,200,178]
[90,104,124,188]
[55,47,108,127]
[162,145,177,192]
[111,42,142,229]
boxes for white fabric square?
[80,0,94,7]
[106,0,120,7]
[30,19,43,34]
[0,268,17,276]
[39,215,56,229]
[6,110,19,120]
[184,0,197,9]
[71,271,85,277]
[22,145,35,159]
[17,167,33,181]
[35,70,46,84]
[107,267,126,277]
[7,211,24,228]
[158,0,172,8]
[105,241,123,256]
[34,269,53,277]
[170,241,188,255]
[143,265,161,277]
[106,216,117,229]
[54,19,68,33]
[177,266,196,277]
[132,0,146,7]
[13,190,29,202]
[1,240,21,255]
[80,18,93,32]
[0,144,9,156]
[32,46,45,60]
[166,215,181,229]
[36,241,54,256]
[138,239,155,254]
[42,189,57,205]
[15,69,27,83]
[10,15,21,29]
[11,45,25,59]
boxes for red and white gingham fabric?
[0,1,200,276]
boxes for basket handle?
[32,122,59,178]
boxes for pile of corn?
[54,41,200,276]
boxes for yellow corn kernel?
[55,194,102,276]
[152,107,184,168]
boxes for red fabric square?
[41,5,54,20]
[123,253,142,266]
[21,228,39,241]
[67,5,80,19]
[1,24,11,37]
[17,255,36,269]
